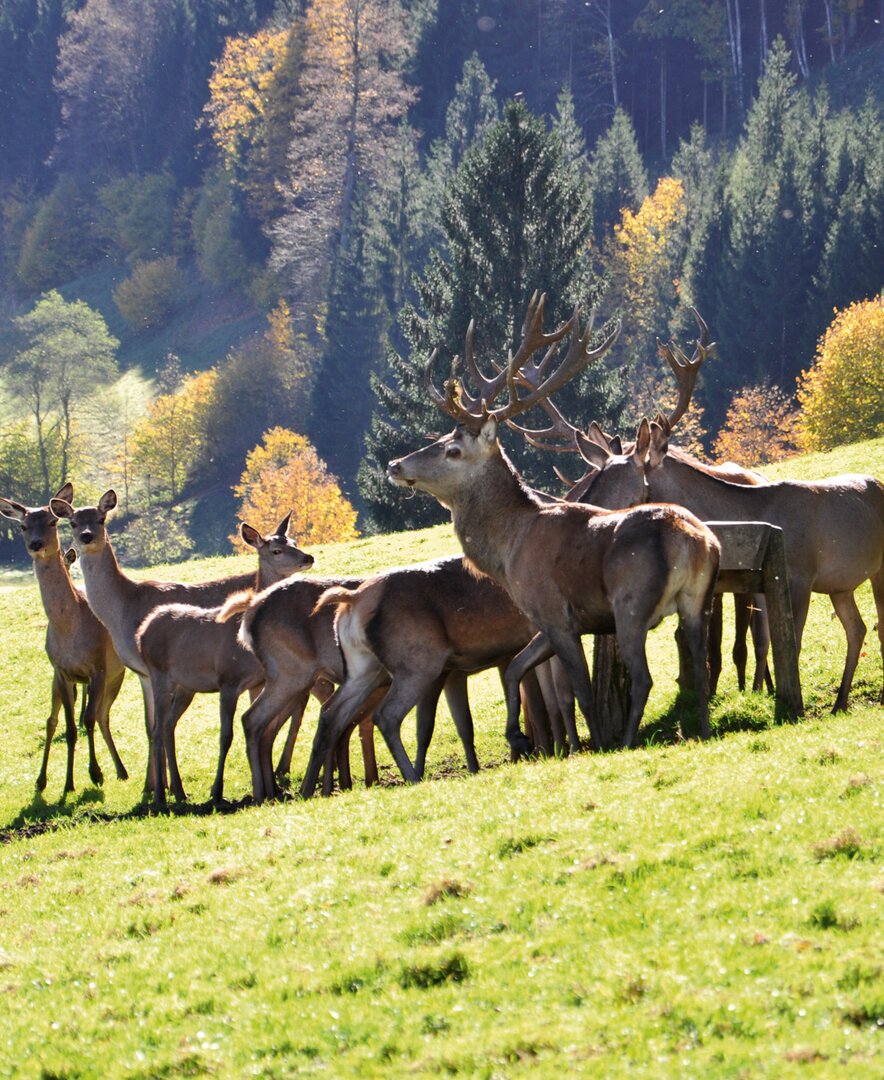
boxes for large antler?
[658,307,713,429]
[425,293,621,427]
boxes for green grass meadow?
[0,441,882,1078]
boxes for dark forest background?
[0,0,881,557]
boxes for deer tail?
[217,589,254,624]
[312,584,359,616]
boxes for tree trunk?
[659,47,667,160]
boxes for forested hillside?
[1,1,882,558]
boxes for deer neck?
[450,453,538,584]
[32,547,81,629]
[650,455,770,520]
[75,539,142,650]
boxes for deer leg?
[211,686,242,805]
[412,669,446,781]
[502,633,556,759]
[241,682,298,803]
[335,728,353,791]
[359,716,378,786]
[96,668,128,780]
[82,672,105,786]
[162,686,195,804]
[732,595,751,692]
[440,669,480,775]
[539,630,603,752]
[37,675,63,792]
[301,669,389,798]
[829,590,867,713]
[871,568,884,706]
[520,667,554,755]
[534,658,568,756]
[708,595,723,695]
[57,674,78,796]
[610,626,653,750]
[748,595,773,694]
[149,678,176,811]
[138,673,158,796]
[550,655,580,752]
[274,714,301,782]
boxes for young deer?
[134,518,314,808]
[1,484,128,796]
[49,490,302,794]
[299,555,555,796]
[387,294,722,754]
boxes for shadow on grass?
[635,687,802,748]
[0,790,256,845]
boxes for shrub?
[97,172,176,261]
[113,257,186,330]
[797,297,884,451]
[712,381,799,466]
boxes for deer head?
[240,513,314,582]
[50,489,117,555]
[0,483,75,561]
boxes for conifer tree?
[359,98,625,531]
[588,107,648,249]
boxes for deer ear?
[50,498,73,519]
[633,418,651,462]
[240,523,263,550]
[98,490,117,515]
[575,431,609,470]
[479,415,498,446]
[275,510,292,538]
[648,422,669,469]
[54,482,74,505]
[64,548,77,567]
[608,435,623,455]
[0,498,26,522]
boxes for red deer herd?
[3,294,883,811]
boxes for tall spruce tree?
[588,107,648,250]
[359,98,625,531]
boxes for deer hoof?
[508,733,535,761]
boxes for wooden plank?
[761,527,804,718]
[706,520,773,571]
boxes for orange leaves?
[796,296,884,451]
[231,427,359,550]
[713,382,799,467]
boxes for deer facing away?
[298,554,564,797]
[134,516,315,808]
[1,483,128,795]
[387,294,722,752]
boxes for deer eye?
[445,444,461,459]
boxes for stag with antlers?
[511,310,774,696]
[387,294,721,753]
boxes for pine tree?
[588,107,648,249]
[359,98,625,531]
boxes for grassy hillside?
[0,440,881,1077]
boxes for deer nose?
[28,540,44,553]
[80,531,93,545]
[303,554,314,567]
[388,459,402,477]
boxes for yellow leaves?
[796,296,884,451]
[713,382,799,467]
[131,370,218,499]
[205,28,292,164]
[232,426,359,550]
[306,0,357,77]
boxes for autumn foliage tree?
[131,369,218,502]
[712,381,800,467]
[796,296,884,451]
[231,426,358,550]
